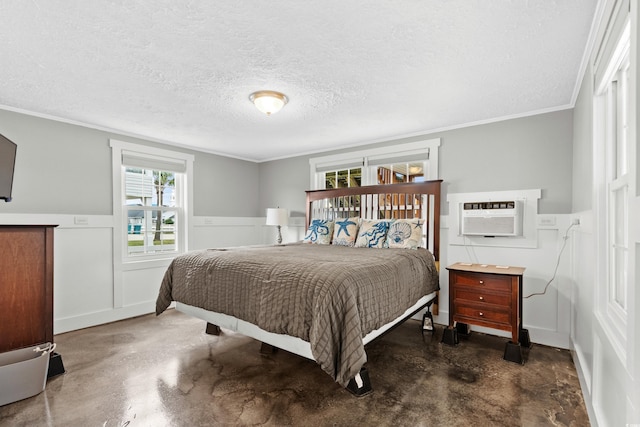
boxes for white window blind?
[122,150,187,173]
[314,159,364,173]
[367,150,429,167]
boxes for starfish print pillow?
[332,217,360,246]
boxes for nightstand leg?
[441,326,459,346]
[519,328,531,348]
[503,341,524,364]
[455,322,470,336]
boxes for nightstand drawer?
[455,304,511,325]
[454,288,511,307]
[452,271,512,292]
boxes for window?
[124,168,178,256]
[111,140,194,262]
[309,139,440,190]
[593,13,630,351]
[607,49,630,313]
[324,167,362,189]
[371,161,426,184]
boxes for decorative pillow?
[354,219,390,248]
[332,217,360,246]
[386,219,424,249]
[303,219,334,244]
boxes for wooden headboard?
[305,180,443,262]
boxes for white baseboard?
[430,309,569,348]
[527,327,570,349]
[572,343,598,427]
[54,301,156,335]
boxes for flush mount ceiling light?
[249,90,288,116]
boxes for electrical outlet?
[538,216,556,226]
[571,218,580,226]
[74,216,89,225]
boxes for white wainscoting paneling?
[192,216,268,249]
[0,214,273,335]
[54,227,114,320]
[122,266,169,307]
[1,212,577,353]
[441,213,574,349]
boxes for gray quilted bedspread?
[156,243,439,386]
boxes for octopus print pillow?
[354,219,390,248]
[332,217,360,246]
[387,219,424,249]
[303,219,334,244]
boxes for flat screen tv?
[0,133,17,202]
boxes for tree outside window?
[125,168,178,256]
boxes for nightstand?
[443,262,530,364]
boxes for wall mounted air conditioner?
[461,200,523,237]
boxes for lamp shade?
[266,208,288,226]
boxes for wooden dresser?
[0,225,63,373]
[445,262,530,363]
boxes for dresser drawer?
[452,271,512,292]
[454,288,511,307]
[455,304,511,326]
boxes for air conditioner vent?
[461,200,522,236]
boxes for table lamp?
[266,208,288,244]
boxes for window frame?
[309,139,440,190]
[606,48,630,317]
[110,140,194,266]
[592,14,631,362]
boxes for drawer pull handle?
[479,280,484,284]
[479,312,484,317]
[479,296,484,301]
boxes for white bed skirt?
[176,291,437,362]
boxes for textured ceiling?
[0,1,598,162]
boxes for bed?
[156,180,442,395]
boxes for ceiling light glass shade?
[249,90,288,115]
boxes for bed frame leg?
[346,367,372,397]
[260,342,278,354]
[205,323,221,335]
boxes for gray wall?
[0,109,113,214]
[0,109,259,217]
[1,106,573,218]
[259,110,574,215]
[572,66,594,212]
[258,156,310,218]
[194,151,259,216]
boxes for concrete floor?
[0,310,589,426]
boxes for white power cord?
[524,222,577,299]
[462,234,480,264]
